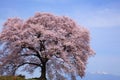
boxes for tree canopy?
[0,12,95,80]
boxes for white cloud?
[87,54,120,76]
[84,8,120,27]
[71,7,120,27]
[91,71,109,75]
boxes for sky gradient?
[0,0,120,78]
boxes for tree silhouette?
[0,13,94,80]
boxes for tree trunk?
[39,62,47,80]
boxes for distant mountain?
[80,72,120,80]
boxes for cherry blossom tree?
[0,12,94,80]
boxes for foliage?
[0,12,95,80]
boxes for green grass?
[0,76,25,80]
[0,76,40,80]
[26,78,39,80]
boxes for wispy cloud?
[83,8,120,27]
[72,7,120,28]
[1,0,119,28]
[87,53,120,76]
[91,71,109,75]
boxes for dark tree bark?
[40,62,47,80]
[39,58,48,80]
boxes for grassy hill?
[0,76,40,80]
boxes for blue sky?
[0,0,120,78]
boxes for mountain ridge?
[80,72,120,80]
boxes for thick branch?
[21,54,37,57]
[21,42,43,62]
[13,62,42,75]
[20,42,49,67]
[19,62,41,66]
